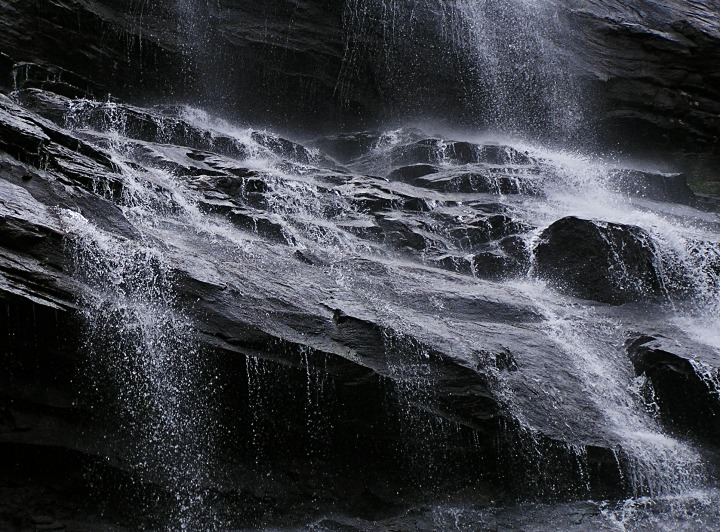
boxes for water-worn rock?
[0,87,627,527]
[2,0,718,178]
[1,0,720,529]
[626,333,720,440]
[1,76,719,529]
[562,0,720,176]
[533,217,661,304]
[607,169,698,205]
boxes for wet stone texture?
[533,216,662,305]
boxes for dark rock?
[31,516,56,525]
[697,193,720,213]
[449,215,528,252]
[388,164,438,181]
[626,334,720,440]
[0,52,14,91]
[400,196,434,212]
[386,140,535,168]
[1,61,718,528]
[310,132,383,163]
[472,250,521,280]
[250,131,313,165]
[348,188,401,213]
[395,167,542,196]
[499,235,531,271]
[1,0,718,178]
[12,61,107,100]
[567,0,720,177]
[607,169,698,205]
[428,254,474,275]
[534,217,661,304]
[375,215,429,252]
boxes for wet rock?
[388,163,438,181]
[534,217,661,304]
[626,334,720,440]
[0,78,717,528]
[428,254,474,275]
[375,215,430,252]
[449,214,529,252]
[607,169,698,205]
[567,0,720,177]
[31,515,66,531]
[250,131,314,165]
[310,132,383,163]
[0,52,13,90]
[397,167,542,195]
[386,140,535,168]
[12,61,107,100]
[473,249,522,280]
[337,219,386,242]
[19,89,314,167]
[499,235,531,271]
[2,0,719,176]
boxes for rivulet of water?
[61,209,222,530]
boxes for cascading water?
[29,82,718,529]
[56,104,234,529]
[2,0,720,530]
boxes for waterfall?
[49,93,720,527]
[509,278,707,497]
[58,102,233,529]
[339,0,586,140]
[447,0,585,139]
[3,0,720,529]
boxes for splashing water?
[41,80,720,528]
[60,209,221,529]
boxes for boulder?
[626,334,720,440]
[533,217,661,304]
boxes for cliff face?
[2,0,718,171]
[564,0,720,179]
[3,82,718,530]
[1,1,720,530]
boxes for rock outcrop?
[2,1,720,528]
[0,87,635,528]
[1,81,719,529]
[626,333,720,441]
[564,0,720,175]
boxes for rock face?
[0,87,627,528]
[626,334,720,441]
[1,1,720,529]
[1,79,719,528]
[563,0,720,175]
[606,169,698,206]
[0,0,718,175]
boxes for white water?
[362,130,720,499]
[60,209,219,529]
[50,89,720,529]
[507,278,707,497]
